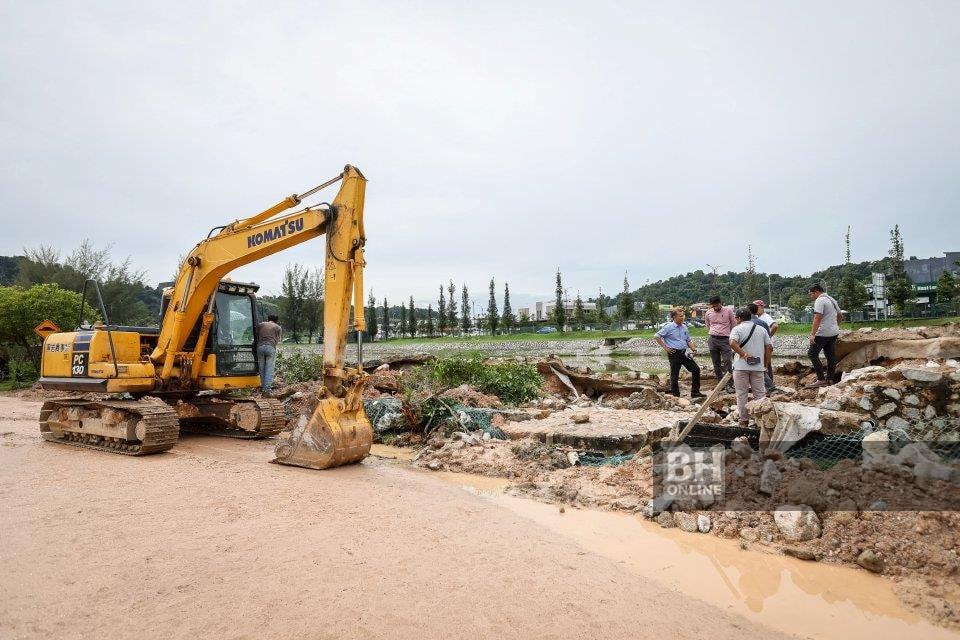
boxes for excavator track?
[39,398,180,455]
[177,396,286,439]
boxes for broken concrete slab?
[499,407,677,454]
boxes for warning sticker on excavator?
[34,320,61,339]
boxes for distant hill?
[607,258,893,308]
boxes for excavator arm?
[151,164,372,469]
[150,165,367,392]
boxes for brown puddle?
[376,446,958,640]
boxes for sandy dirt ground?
[0,396,790,640]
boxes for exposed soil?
[0,396,790,640]
[414,430,960,631]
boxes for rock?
[457,411,474,429]
[858,397,874,411]
[759,459,783,495]
[612,495,640,510]
[885,416,910,431]
[923,405,937,420]
[656,511,675,528]
[642,494,675,518]
[882,388,902,401]
[946,359,959,368]
[774,505,822,541]
[856,549,884,573]
[869,499,888,511]
[819,399,842,411]
[731,436,753,460]
[903,408,920,420]
[901,369,943,385]
[913,460,953,481]
[739,527,759,542]
[895,442,941,466]
[570,412,590,424]
[674,512,699,533]
[426,459,442,471]
[482,431,492,441]
[566,451,580,466]
[874,403,896,418]
[783,546,819,561]
[861,429,890,457]
[903,394,920,406]
[697,514,712,533]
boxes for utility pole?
[767,274,773,308]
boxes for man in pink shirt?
[704,296,735,388]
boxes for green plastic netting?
[363,398,508,440]
[785,420,960,469]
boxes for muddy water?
[375,449,956,640]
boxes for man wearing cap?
[754,300,778,390]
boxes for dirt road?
[0,396,789,640]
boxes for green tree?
[381,298,390,340]
[437,285,447,334]
[788,293,808,318]
[447,280,457,330]
[573,294,586,330]
[486,278,499,335]
[742,245,763,303]
[936,270,956,306]
[0,284,92,373]
[617,272,634,326]
[643,295,660,326]
[836,226,868,316]
[302,267,324,344]
[399,302,408,336]
[886,225,912,316]
[554,269,565,332]
[366,291,378,340]
[501,282,516,332]
[279,263,308,342]
[596,290,609,324]
[460,284,471,332]
[426,304,435,337]
[408,296,416,338]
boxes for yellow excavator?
[36,164,372,470]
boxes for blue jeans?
[257,344,277,392]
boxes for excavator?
[36,164,372,470]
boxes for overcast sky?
[1,1,957,311]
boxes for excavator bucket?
[273,396,372,470]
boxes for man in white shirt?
[807,283,842,387]
[729,307,772,426]
[754,299,778,391]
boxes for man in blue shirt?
[654,307,704,398]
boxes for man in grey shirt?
[256,314,282,394]
[729,308,772,426]
[806,283,842,387]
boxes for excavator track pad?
[175,396,286,439]
[40,398,180,455]
[273,396,372,470]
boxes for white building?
[521,300,597,322]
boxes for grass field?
[376,316,959,345]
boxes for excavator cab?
[162,281,262,379]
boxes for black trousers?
[667,349,701,396]
[808,335,838,382]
